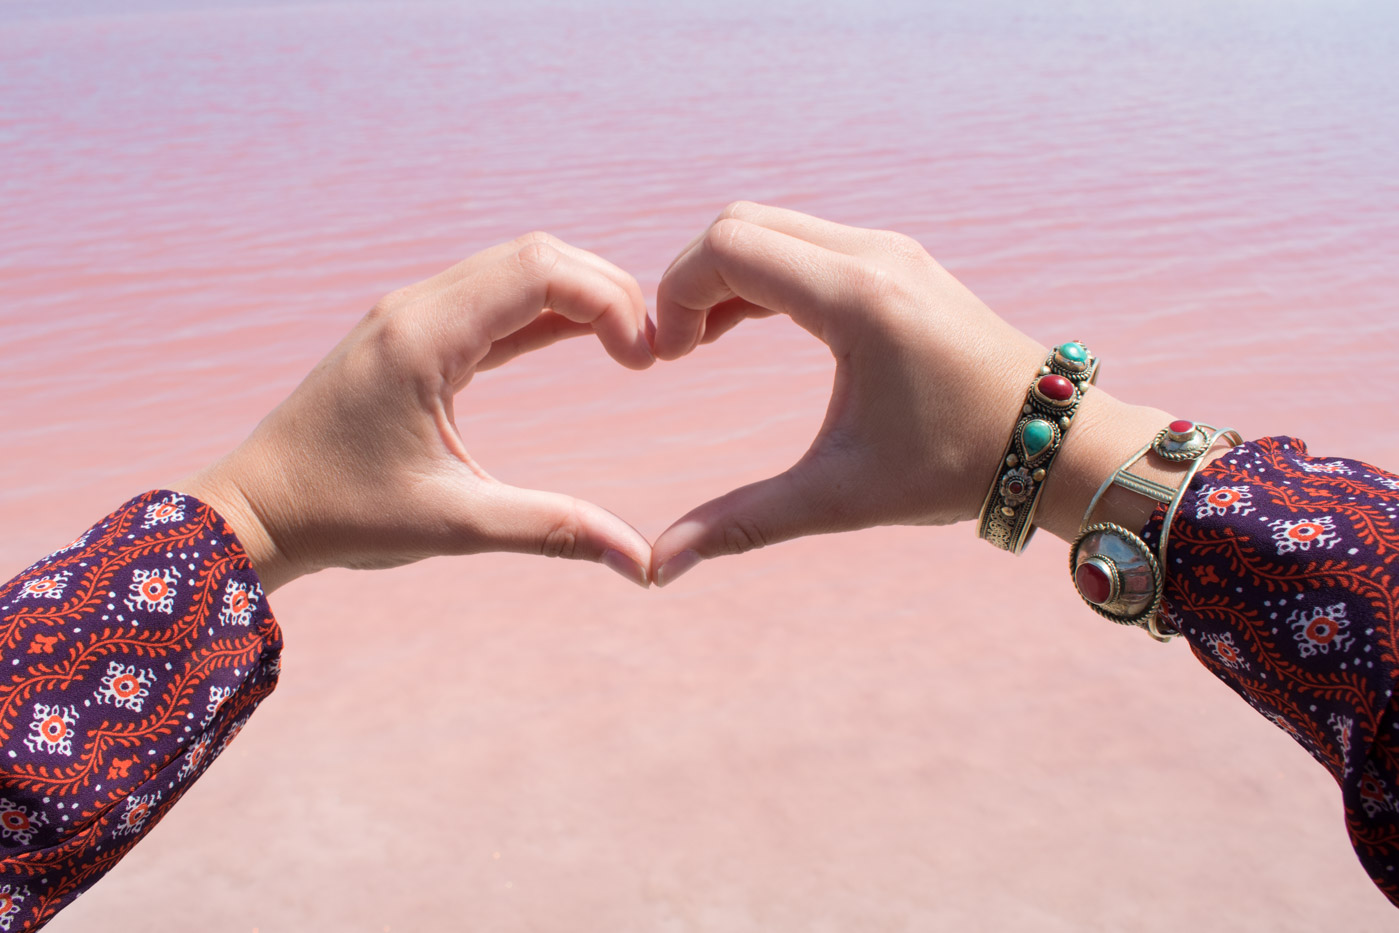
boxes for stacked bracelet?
[976,342,1099,553]
[1069,420,1242,641]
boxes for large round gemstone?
[1058,342,1088,363]
[1168,419,1195,436]
[1076,560,1113,604]
[1037,374,1075,402]
[1021,419,1055,459]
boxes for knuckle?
[513,232,562,276]
[704,217,747,258]
[852,260,900,303]
[540,513,582,559]
[720,516,769,555]
[359,298,414,359]
[880,230,928,264]
[717,199,759,222]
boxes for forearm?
[0,492,282,931]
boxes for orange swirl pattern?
[0,492,281,931]
[1146,438,1399,907]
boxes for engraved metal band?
[976,342,1099,554]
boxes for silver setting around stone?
[1069,523,1164,627]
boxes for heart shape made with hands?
[434,205,1051,592]
[210,204,1053,595]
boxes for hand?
[648,202,1173,585]
[178,233,655,592]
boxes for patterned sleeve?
[0,490,282,931]
[1143,436,1399,907]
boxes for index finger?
[652,218,860,361]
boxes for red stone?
[1075,561,1113,604]
[1168,419,1195,435]
[1037,374,1074,401]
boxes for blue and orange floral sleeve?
[0,490,281,931]
[1146,436,1399,907]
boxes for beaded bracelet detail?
[976,342,1099,554]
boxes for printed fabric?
[1145,436,1399,907]
[1,442,1398,925]
[0,491,281,931]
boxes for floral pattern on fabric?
[0,491,281,931]
[1143,437,1399,908]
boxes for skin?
[646,201,1221,585]
[178,232,655,592]
[179,204,1229,595]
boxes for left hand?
[178,232,655,592]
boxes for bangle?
[1070,420,1241,641]
[976,342,1099,553]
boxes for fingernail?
[601,549,650,589]
[655,549,701,588]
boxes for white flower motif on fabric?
[179,734,214,781]
[0,799,48,847]
[1329,711,1355,777]
[1204,631,1248,670]
[1360,760,1397,819]
[24,704,78,757]
[203,685,233,728]
[216,715,252,757]
[0,884,27,931]
[93,661,156,712]
[1293,457,1353,475]
[1364,471,1399,492]
[1195,485,1255,518]
[218,580,260,627]
[19,571,71,601]
[1258,706,1303,742]
[46,531,89,560]
[1269,515,1340,554]
[124,567,181,614]
[1289,602,1353,657]
[115,792,161,837]
[141,494,186,529]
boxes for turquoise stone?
[1058,342,1087,363]
[1022,419,1055,458]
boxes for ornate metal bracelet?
[1070,421,1242,641]
[976,342,1099,554]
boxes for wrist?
[174,456,300,593]
[1034,388,1229,544]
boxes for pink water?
[4,1,1399,929]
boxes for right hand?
[647,201,1160,585]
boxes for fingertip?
[613,332,656,370]
[601,548,651,589]
[654,548,701,588]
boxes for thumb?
[470,482,653,588]
[650,454,856,587]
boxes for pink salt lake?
[3,1,1399,929]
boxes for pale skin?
[178,204,1230,593]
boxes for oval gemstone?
[1168,418,1195,435]
[1021,419,1054,458]
[1058,342,1087,363]
[1076,560,1113,605]
[1037,374,1075,402]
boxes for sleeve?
[1141,436,1399,907]
[0,490,283,931]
